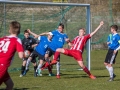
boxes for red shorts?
[64,49,83,61]
[0,64,10,85]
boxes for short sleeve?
[38,36,41,41]
[16,38,24,52]
[85,34,91,39]
[64,34,68,38]
[51,30,56,36]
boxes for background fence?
[0,0,120,49]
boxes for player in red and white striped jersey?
[51,21,104,79]
[0,21,24,90]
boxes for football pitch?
[1,50,120,90]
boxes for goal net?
[0,1,91,70]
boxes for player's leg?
[4,78,14,90]
[20,59,27,77]
[32,62,38,77]
[36,59,43,76]
[51,48,65,65]
[25,51,36,73]
[104,49,117,81]
[23,56,32,76]
[68,50,96,79]
[45,57,54,76]
[41,49,53,70]
[52,54,61,78]
[56,60,60,79]
[77,60,96,79]
[25,57,32,71]
[0,66,13,90]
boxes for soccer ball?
[24,50,31,58]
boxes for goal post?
[0,1,91,70]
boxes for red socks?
[83,66,91,76]
[54,52,60,60]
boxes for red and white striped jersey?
[70,34,91,52]
[0,35,23,67]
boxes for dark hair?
[10,21,21,35]
[59,23,64,29]
[110,25,118,31]
[24,30,30,35]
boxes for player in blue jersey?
[104,25,120,81]
[39,23,70,79]
[24,29,53,76]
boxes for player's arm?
[90,21,104,37]
[31,38,38,48]
[31,44,38,48]
[27,29,39,38]
[114,40,120,54]
[16,38,24,59]
[39,32,50,36]
[65,38,72,46]
[18,52,24,59]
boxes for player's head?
[48,32,53,40]
[57,23,64,33]
[9,21,21,35]
[79,28,86,36]
[24,30,30,38]
[110,25,118,33]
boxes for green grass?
[1,50,120,90]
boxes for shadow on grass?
[63,63,77,65]
[0,88,29,90]
[95,75,109,78]
[61,73,87,78]
[114,79,120,81]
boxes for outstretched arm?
[39,32,50,36]
[90,21,104,37]
[27,29,39,38]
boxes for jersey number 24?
[0,40,10,53]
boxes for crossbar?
[0,1,90,7]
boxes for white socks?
[56,61,60,75]
[26,59,31,70]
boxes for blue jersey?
[35,36,51,55]
[109,33,120,50]
[49,30,68,51]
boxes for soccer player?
[104,25,120,81]
[20,30,37,77]
[24,29,53,76]
[40,23,70,79]
[0,21,24,90]
[50,21,104,79]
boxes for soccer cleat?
[89,75,96,79]
[50,60,57,65]
[19,74,23,77]
[23,69,29,76]
[108,78,114,81]
[48,73,55,76]
[56,75,60,79]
